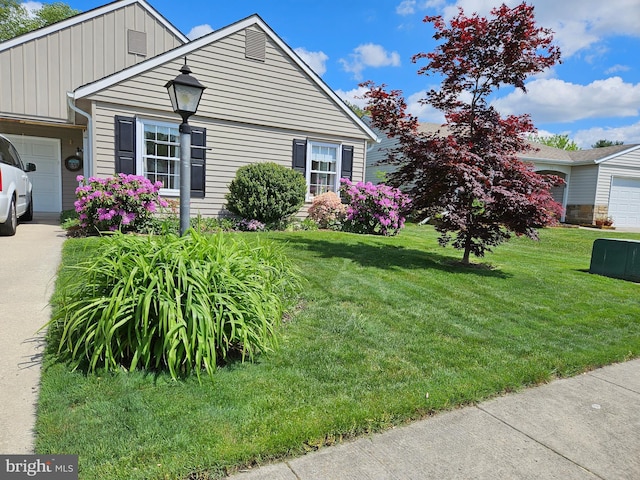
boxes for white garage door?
[5,135,61,213]
[608,177,640,228]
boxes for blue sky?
[39,0,640,148]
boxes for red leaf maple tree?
[364,2,564,264]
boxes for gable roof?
[413,122,639,166]
[520,143,574,163]
[524,143,640,165]
[571,144,640,163]
[0,0,188,53]
[71,13,378,143]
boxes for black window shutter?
[190,127,206,198]
[341,145,354,181]
[292,139,307,176]
[114,116,136,174]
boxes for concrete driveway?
[0,214,65,454]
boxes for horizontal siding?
[92,103,366,217]
[86,27,367,140]
[600,149,640,168]
[0,3,184,120]
[597,149,640,205]
[567,165,598,205]
[595,164,640,206]
[365,126,400,183]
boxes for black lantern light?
[165,58,206,235]
[165,58,206,125]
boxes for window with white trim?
[137,119,180,194]
[307,141,342,196]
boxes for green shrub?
[59,209,78,225]
[47,231,301,382]
[225,162,307,225]
[287,218,319,231]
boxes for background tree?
[529,133,580,151]
[364,3,563,264]
[592,139,624,148]
[0,1,79,42]
[344,100,367,119]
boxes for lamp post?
[165,58,206,235]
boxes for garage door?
[5,135,61,213]
[608,177,640,228]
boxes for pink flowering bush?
[236,218,266,231]
[340,179,411,236]
[307,191,347,230]
[74,174,168,235]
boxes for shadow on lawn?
[275,236,511,279]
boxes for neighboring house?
[366,122,640,228]
[0,0,378,217]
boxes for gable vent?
[245,29,266,62]
[128,29,147,56]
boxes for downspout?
[67,92,93,178]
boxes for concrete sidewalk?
[228,359,640,479]
[0,214,66,454]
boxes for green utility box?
[590,238,640,282]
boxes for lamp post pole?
[165,58,206,236]
[178,121,192,236]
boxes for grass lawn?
[36,224,640,479]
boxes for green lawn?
[36,225,640,479]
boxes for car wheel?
[0,198,18,236]
[21,193,34,222]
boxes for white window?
[307,141,342,197]
[137,119,180,195]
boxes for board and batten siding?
[91,102,367,217]
[0,3,184,121]
[85,27,367,140]
[595,150,640,206]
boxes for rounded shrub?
[307,191,346,230]
[74,174,167,235]
[47,231,301,382]
[340,179,412,236]
[225,162,307,224]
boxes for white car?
[0,134,36,236]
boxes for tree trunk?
[462,245,471,265]
[462,234,472,265]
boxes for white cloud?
[605,64,631,75]
[573,121,640,149]
[396,0,446,15]
[22,1,42,16]
[339,43,401,80]
[396,0,417,15]
[336,87,445,123]
[294,48,329,76]
[187,24,213,40]
[440,0,640,58]
[335,86,370,109]
[406,90,446,123]
[491,77,640,124]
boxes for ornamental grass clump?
[307,191,346,230]
[47,231,301,382]
[74,174,168,235]
[340,179,411,236]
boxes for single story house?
[365,123,640,228]
[0,0,378,217]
